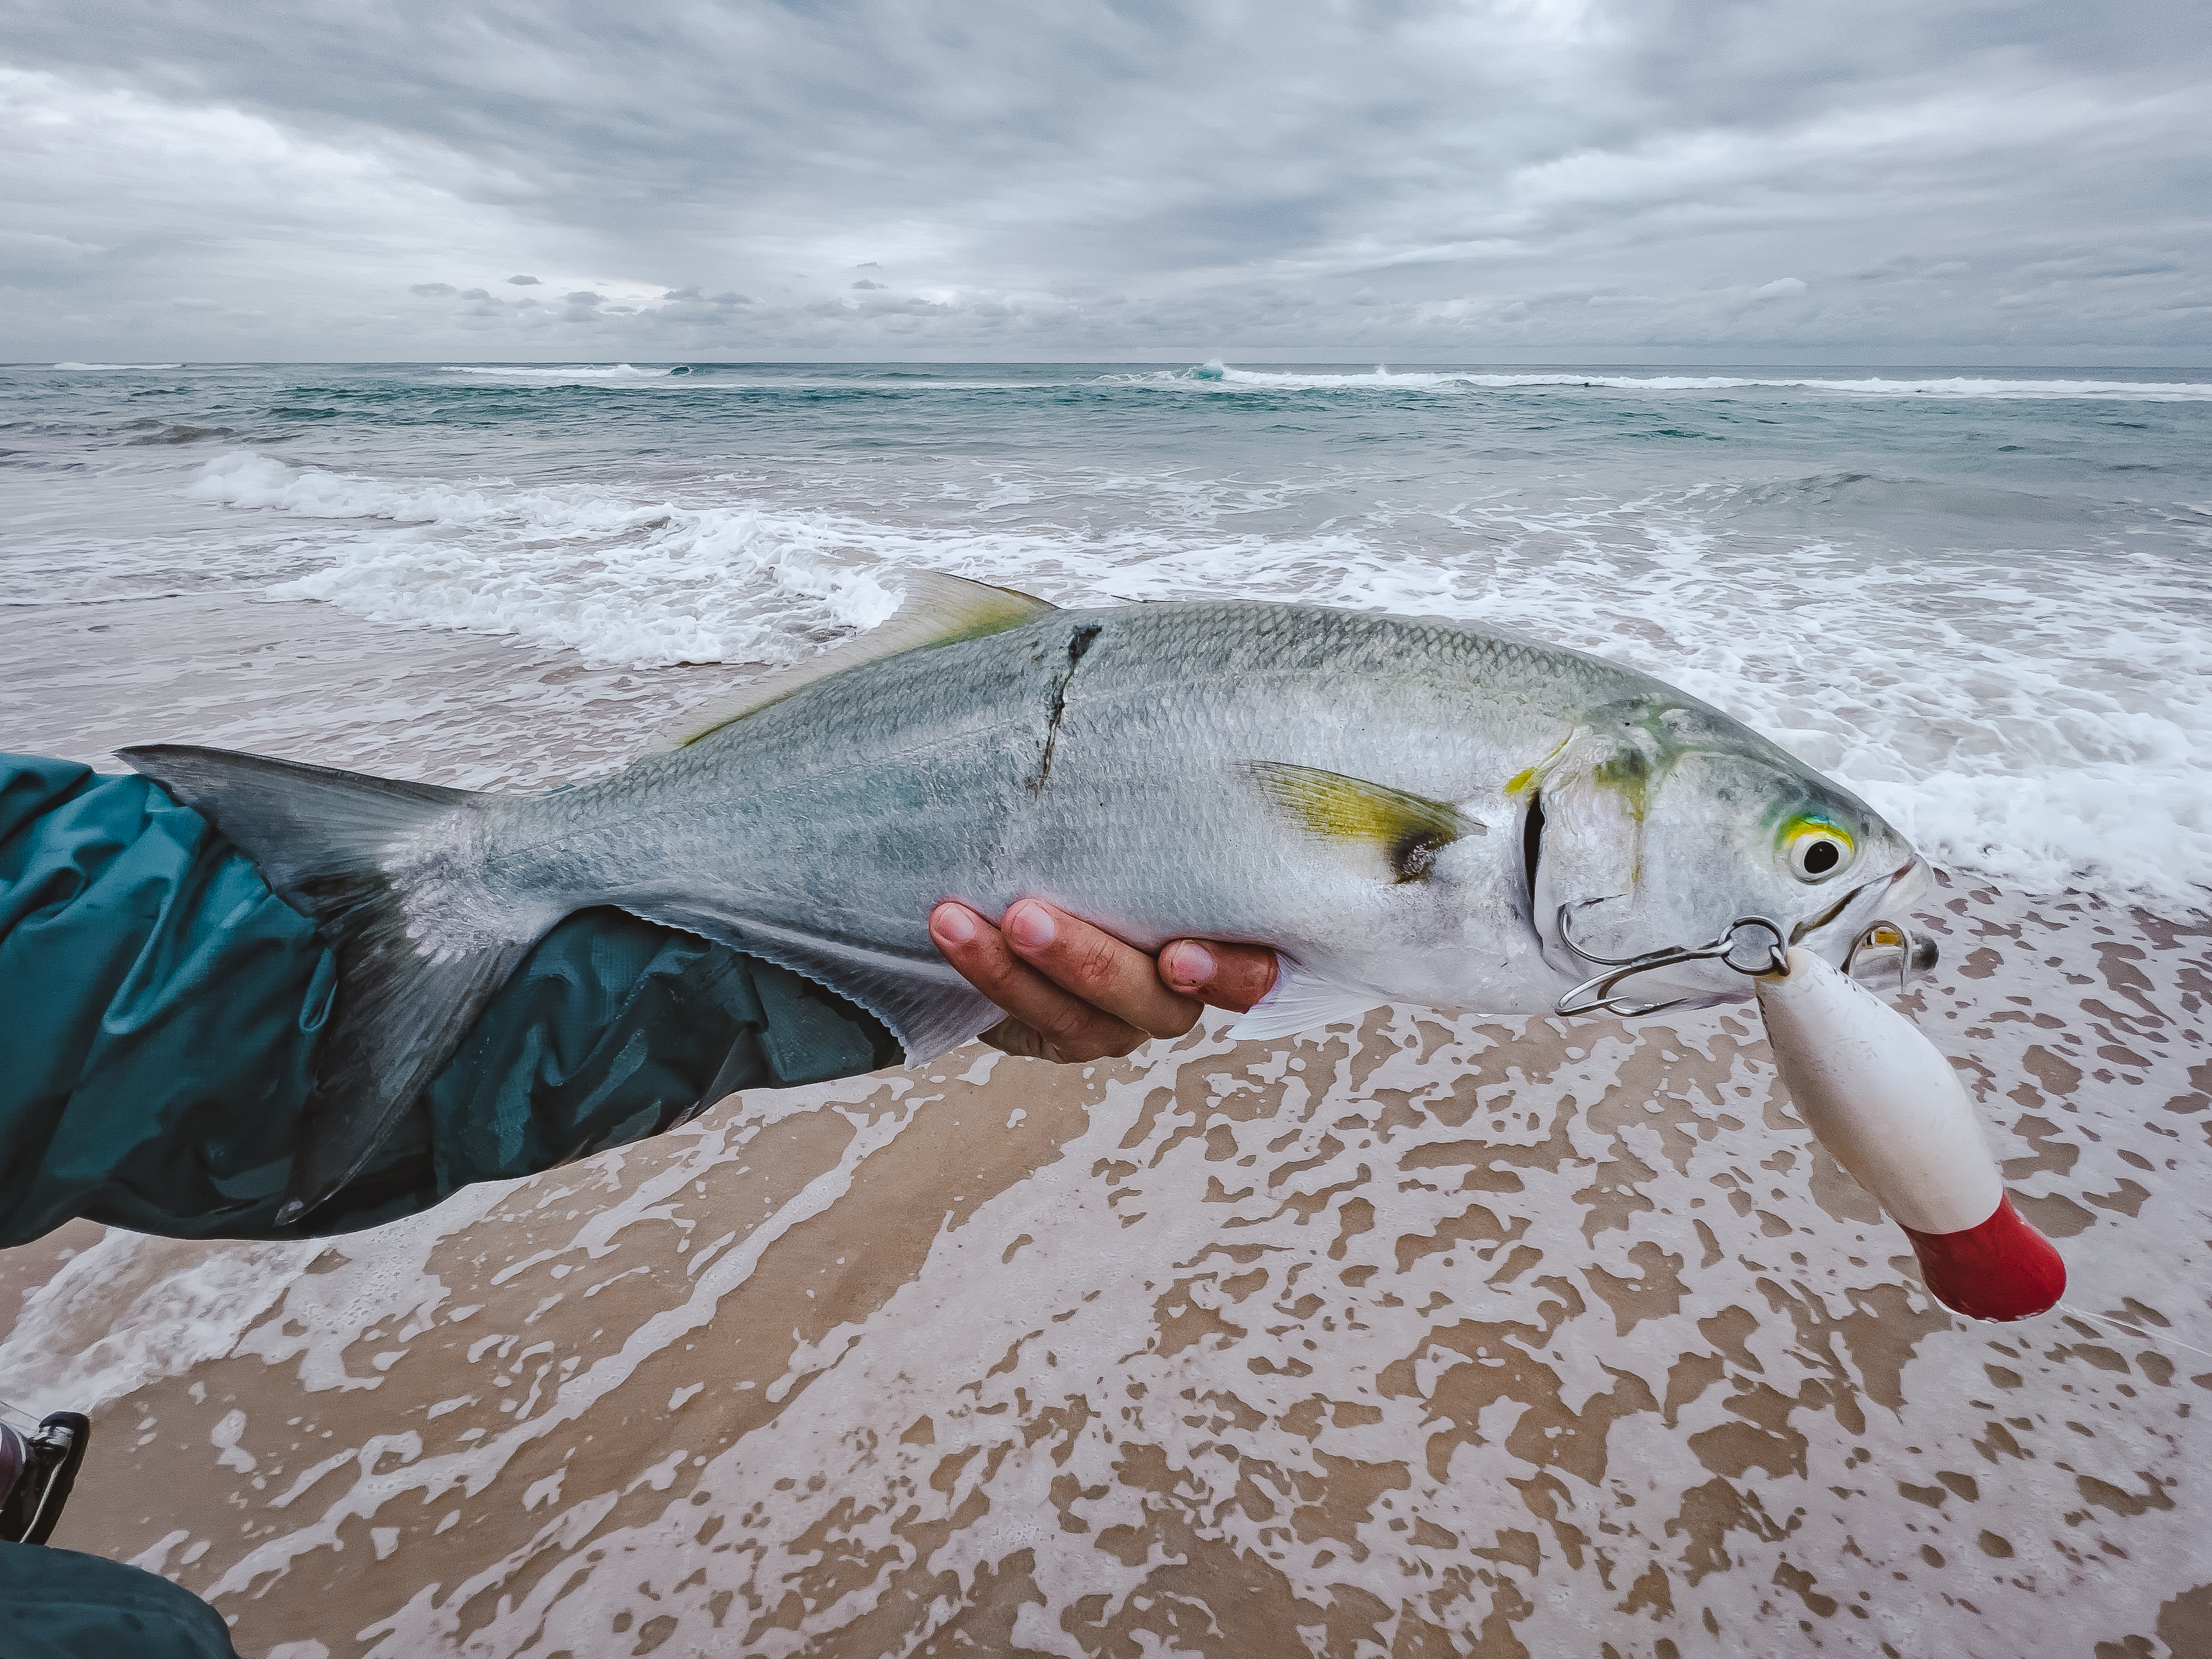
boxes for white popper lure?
[1755,947,2064,1322]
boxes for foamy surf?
[188,450,907,666]
[437,363,676,380]
[433,366,1058,391]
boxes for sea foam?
[191,451,902,668]
[438,363,674,380]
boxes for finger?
[1001,899,1203,1040]
[978,1017,1054,1061]
[1158,938,1279,1013]
[930,902,1149,1062]
[983,1017,1143,1065]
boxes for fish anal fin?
[655,570,1058,752]
[620,902,1000,1066]
[1246,761,1484,882]
[1226,957,1384,1042]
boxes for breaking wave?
[1127,361,2212,400]
[188,451,902,668]
[438,363,677,380]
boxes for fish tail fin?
[119,744,536,1225]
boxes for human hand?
[928,898,1279,1063]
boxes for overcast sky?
[2,0,2206,362]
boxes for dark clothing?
[0,1542,245,1658]
[0,753,898,1247]
[0,750,903,1656]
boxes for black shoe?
[0,1413,91,1546]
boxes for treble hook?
[1555,908,1790,1019]
[1841,919,1939,997]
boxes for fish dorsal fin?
[653,570,1058,751]
[1246,761,1485,882]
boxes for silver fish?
[125,573,1925,1222]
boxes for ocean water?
[5,358,2209,900]
[5,362,2211,1657]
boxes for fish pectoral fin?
[619,902,1001,1068]
[653,570,1058,751]
[1245,761,1484,882]
[1226,958,1384,1042]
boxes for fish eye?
[1783,818,1855,882]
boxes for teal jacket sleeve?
[0,754,901,1246]
[0,1540,244,1659]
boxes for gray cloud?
[1,1,2206,361]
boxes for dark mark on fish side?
[1032,623,1101,793]
[1391,827,1452,884]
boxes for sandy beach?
[5,876,2206,1657]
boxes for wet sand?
[5,883,2207,1658]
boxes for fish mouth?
[1794,855,1938,983]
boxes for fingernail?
[1005,901,1056,950]
[1163,941,1214,988]
[932,903,977,946]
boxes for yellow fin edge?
[1246,762,1483,883]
